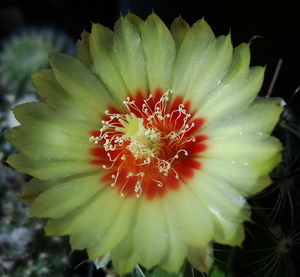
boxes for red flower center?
[90,89,208,200]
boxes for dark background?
[1,0,299,108]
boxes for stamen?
[89,90,200,198]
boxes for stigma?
[115,113,161,160]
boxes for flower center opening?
[115,113,160,160]
[89,89,207,200]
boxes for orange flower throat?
[90,89,207,200]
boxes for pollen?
[115,113,160,159]
[89,89,207,200]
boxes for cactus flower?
[5,13,283,274]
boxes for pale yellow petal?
[6,124,89,161]
[188,170,251,244]
[30,173,104,218]
[133,198,168,269]
[111,226,139,275]
[32,69,103,125]
[204,97,283,137]
[17,178,56,205]
[162,186,213,247]
[188,170,250,223]
[141,14,175,92]
[45,188,127,249]
[203,134,282,165]
[49,52,119,110]
[170,16,190,50]
[76,30,93,69]
[201,159,273,196]
[87,197,136,260]
[7,152,99,181]
[89,23,128,104]
[159,217,187,272]
[197,66,264,127]
[187,244,214,273]
[113,16,148,94]
[172,19,232,106]
[211,215,246,245]
[172,18,215,96]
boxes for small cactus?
[0,27,75,98]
